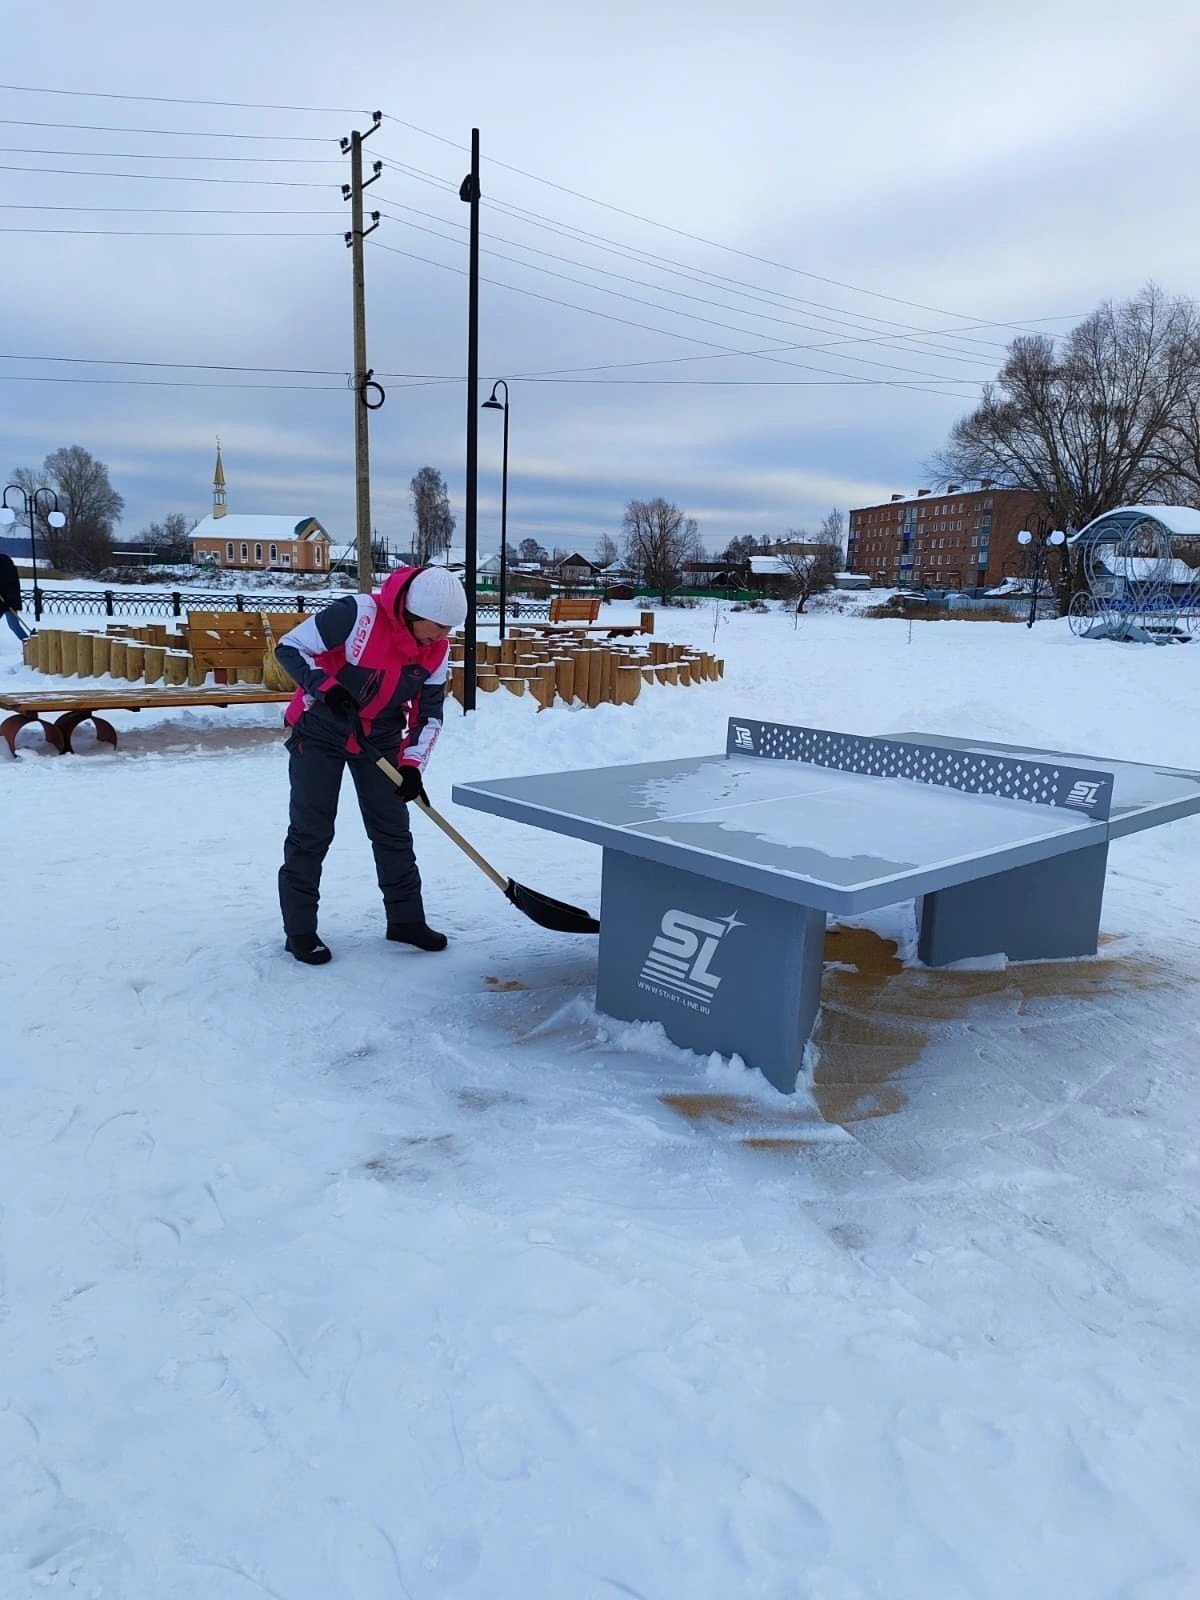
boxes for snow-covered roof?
[429,546,467,569]
[748,554,792,575]
[1094,554,1198,584]
[191,514,328,542]
[1073,505,1200,541]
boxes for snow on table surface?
[457,751,1095,901]
[4,602,1200,1599]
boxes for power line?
[0,117,336,142]
[375,151,1063,362]
[0,374,346,391]
[367,238,981,396]
[375,197,993,375]
[0,226,339,236]
[0,351,461,382]
[0,146,343,164]
[0,353,350,375]
[0,83,370,114]
[0,162,333,186]
[0,350,977,393]
[477,192,1030,357]
[372,207,990,386]
[374,117,1063,336]
[0,203,345,214]
[0,365,978,392]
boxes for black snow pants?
[278,730,424,936]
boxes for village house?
[554,552,602,584]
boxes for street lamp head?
[0,505,15,526]
[481,396,504,411]
[47,510,67,529]
[1017,530,1032,546]
[482,379,508,410]
[1048,530,1066,546]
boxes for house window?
[314,546,323,566]
[254,543,263,564]
[226,542,234,561]
[269,543,278,564]
[240,543,248,563]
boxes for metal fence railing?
[30,589,553,623]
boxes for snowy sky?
[2,0,1199,557]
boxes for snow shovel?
[354,721,600,935]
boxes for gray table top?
[453,748,1113,914]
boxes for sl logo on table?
[637,908,745,1015]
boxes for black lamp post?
[1,484,67,622]
[1016,515,1067,629]
[482,380,510,642]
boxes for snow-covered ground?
[3,603,1199,1599]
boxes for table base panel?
[918,842,1109,966]
[596,849,825,1094]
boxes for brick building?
[847,483,1040,590]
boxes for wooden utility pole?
[341,111,382,593]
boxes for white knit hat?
[406,566,467,627]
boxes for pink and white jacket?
[275,567,449,767]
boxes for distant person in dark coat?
[0,551,35,643]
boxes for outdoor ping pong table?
[453,719,1200,1092]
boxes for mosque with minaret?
[189,442,332,574]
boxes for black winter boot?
[285,932,333,965]
[387,921,448,952]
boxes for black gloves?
[396,765,427,804]
[322,665,383,722]
[323,685,358,721]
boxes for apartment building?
[847,483,1041,590]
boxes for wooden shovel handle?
[369,748,509,894]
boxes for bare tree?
[11,447,124,570]
[819,507,846,566]
[518,537,547,564]
[1161,324,1200,499]
[930,283,1199,528]
[142,512,195,561]
[410,467,455,564]
[776,527,839,612]
[594,532,619,568]
[621,497,702,597]
[8,465,57,560]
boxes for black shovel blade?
[505,878,600,935]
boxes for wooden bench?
[186,610,274,684]
[531,608,656,639]
[0,686,294,756]
[548,597,602,625]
